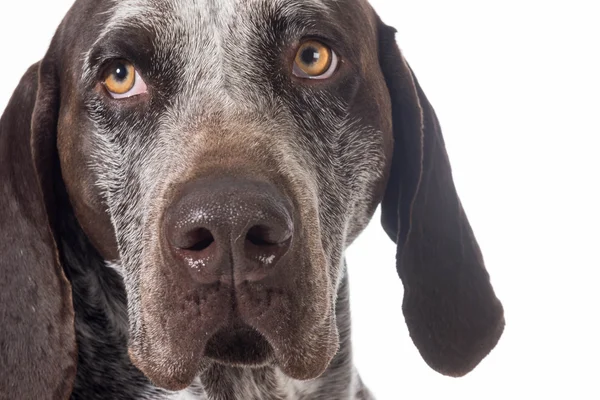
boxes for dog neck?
[57,205,369,399]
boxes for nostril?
[246,225,278,247]
[245,224,292,248]
[244,223,292,273]
[182,228,215,252]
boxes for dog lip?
[128,346,200,391]
[129,276,338,388]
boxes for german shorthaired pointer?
[0,0,505,398]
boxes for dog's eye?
[102,60,147,99]
[293,40,338,80]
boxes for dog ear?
[378,19,505,377]
[0,54,77,397]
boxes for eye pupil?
[301,47,319,65]
[113,63,129,81]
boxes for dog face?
[54,0,391,388]
[0,0,504,396]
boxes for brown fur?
[0,1,504,398]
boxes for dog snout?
[164,177,294,284]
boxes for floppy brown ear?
[378,20,505,377]
[0,60,77,397]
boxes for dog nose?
[164,177,293,284]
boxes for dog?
[0,0,505,398]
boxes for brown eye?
[103,60,146,98]
[293,40,338,79]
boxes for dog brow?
[82,0,335,82]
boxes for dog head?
[0,0,504,395]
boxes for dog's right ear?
[0,55,77,398]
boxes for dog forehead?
[101,0,333,30]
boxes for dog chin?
[204,324,274,367]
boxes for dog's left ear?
[377,18,505,376]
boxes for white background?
[1,1,599,399]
